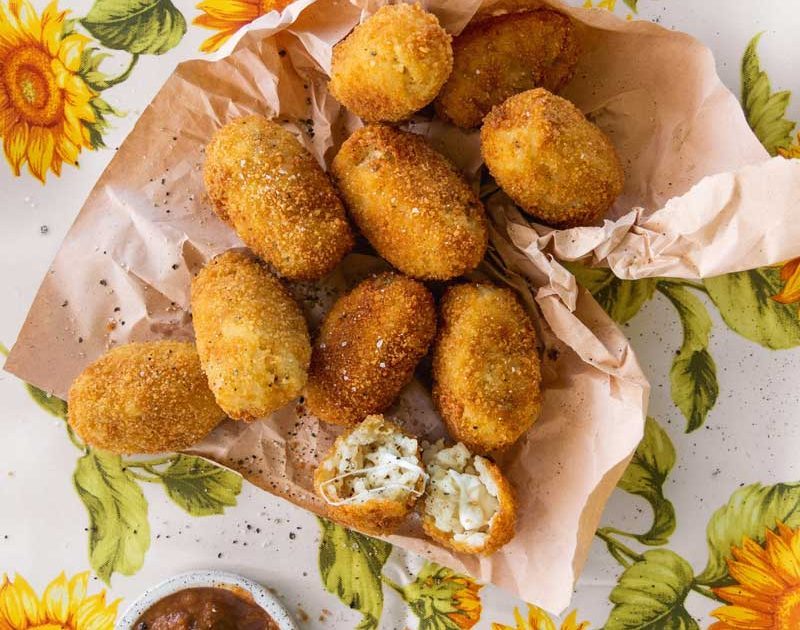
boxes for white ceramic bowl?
[115,570,298,630]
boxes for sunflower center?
[777,585,800,630]
[3,45,63,126]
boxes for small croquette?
[433,283,542,453]
[191,250,311,421]
[328,3,452,122]
[314,414,426,535]
[332,125,488,280]
[204,115,354,280]
[305,273,436,426]
[68,341,225,454]
[481,88,625,228]
[435,9,579,128]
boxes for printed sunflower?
[194,0,292,53]
[491,605,589,630]
[0,571,118,629]
[711,522,800,629]
[771,258,800,315]
[0,0,107,182]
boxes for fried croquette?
[204,115,354,280]
[433,283,542,453]
[191,250,311,421]
[68,341,225,454]
[314,415,426,535]
[328,3,452,122]
[305,273,436,426]
[421,440,517,555]
[481,88,625,228]
[435,10,578,128]
[332,125,488,280]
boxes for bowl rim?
[114,570,298,630]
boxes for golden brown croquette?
[314,415,426,535]
[332,125,488,280]
[191,250,311,421]
[481,88,625,228]
[203,115,354,280]
[305,273,436,426]
[328,3,452,122]
[68,341,225,454]
[435,10,579,129]
[432,283,542,453]
[421,440,517,555]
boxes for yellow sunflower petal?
[26,124,55,181]
[57,33,89,72]
[42,572,70,624]
[55,130,80,164]
[74,593,117,630]
[713,585,777,614]
[0,4,26,55]
[732,539,773,574]
[0,574,44,626]
[3,120,29,176]
[12,0,42,44]
[728,559,788,597]
[198,28,238,53]
[773,258,800,304]
[40,1,64,57]
[525,604,557,630]
[193,13,243,30]
[561,610,590,630]
[51,153,62,175]
[61,113,84,147]
[195,0,261,21]
[765,529,800,585]
[67,573,89,617]
[711,604,774,629]
[0,87,20,135]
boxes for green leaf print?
[622,0,638,12]
[318,519,393,630]
[741,33,796,156]
[73,450,150,584]
[696,482,800,586]
[24,385,67,419]
[81,0,187,55]
[605,549,698,630]
[616,417,676,546]
[704,268,800,349]
[564,262,657,324]
[157,455,242,516]
[388,562,482,630]
[658,282,719,432]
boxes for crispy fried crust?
[433,283,542,453]
[203,115,354,280]
[191,250,311,421]
[68,341,225,454]
[329,3,453,122]
[313,416,423,535]
[332,125,488,280]
[481,88,625,228]
[305,273,436,425]
[421,456,517,555]
[435,9,578,129]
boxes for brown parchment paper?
[7,0,799,612]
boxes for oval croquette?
[191,250,311,421]
[481,88,625,228]
[329,3,452,122]
[432,283,542,453]
[68,341,225,454]
[305,273,436,426]
[332,125,488,280]
[204,115,354,280]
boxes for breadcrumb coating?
[305,273,436,426]
[435,9,578,128]
[191,250,311,421]
[203,115,354,280]
[332,124,488,280]
[432,283,542,453]
[329,3,452,122]
[68,341,225,454]
[481,88,625,228]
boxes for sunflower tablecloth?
[2,1,800,628]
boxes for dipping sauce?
[134,586,279,630]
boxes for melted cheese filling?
[319,415,425,505]
[423,441,500,547]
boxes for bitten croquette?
[203,115,354,280]
[191,250,311,421]
[432,283,542,454]
[435,9,579,129]
[68,341,226,454]
[328,3,452,122]
[332,125,488,280]
[481,88,625,228]
[305,273,436,426]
